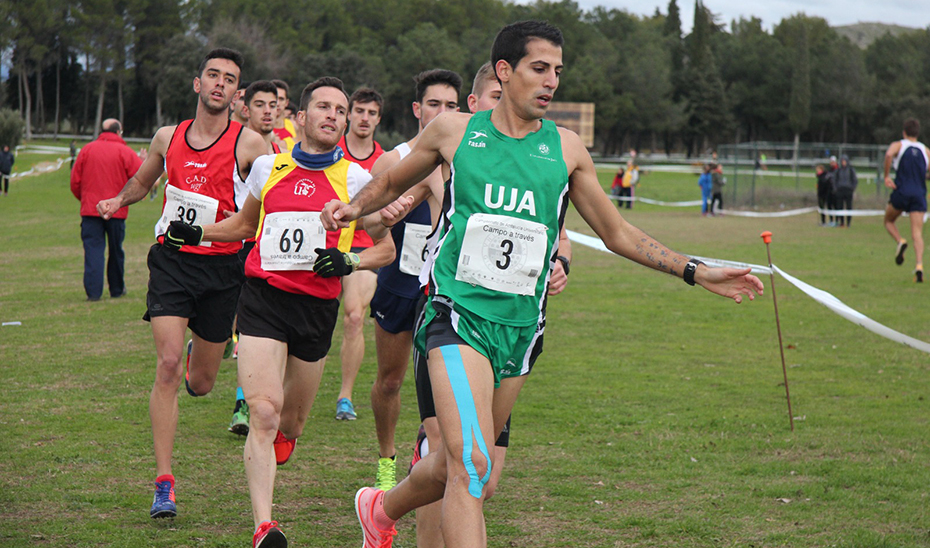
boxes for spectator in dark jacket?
[70,119,143,301]
[0,145,14,196]
[815,164,835,226]
[833,155,858,227]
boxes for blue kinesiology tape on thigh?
[439,345,492,499]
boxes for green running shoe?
[223,337,235,359]
[374,456,397,491]
[228,400,250,436]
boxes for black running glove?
[313,247,360,278]
[164,221,204,250]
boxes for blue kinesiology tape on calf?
[439,345,492,499]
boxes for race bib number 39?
[259,211,327,271]
[399,222,431,276]
[455,213,548,296]
[154,184,220,247]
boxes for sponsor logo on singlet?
[484,184,537,216]
[468,130,487,148]
[294,179,316,197]
[184,161,207,168]
[186,175,207,192]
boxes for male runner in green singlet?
[323,21,764,548]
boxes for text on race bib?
[154,184,220,247]
[259,211,327,271]
[455,213,548,296]
[399,223,431,276]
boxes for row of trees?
[3,0,930,153]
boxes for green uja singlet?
[415,110,570,378]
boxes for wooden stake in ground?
[761,231,794,431]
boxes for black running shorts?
[143,243,243,343]
[235,277,339,362]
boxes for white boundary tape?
[566,229,930,354]
[606,193,888,218]
[10,156,70,180]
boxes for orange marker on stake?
[760,231,794,431]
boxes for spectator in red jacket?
[70,119,143,301]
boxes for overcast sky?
[557,0,930,33]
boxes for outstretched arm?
[97,126,173,219]
[322,113,465,230]
[563,130,763,303]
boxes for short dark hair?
[244,80,279,106]
[414,69,463,103]
[299,77,349,111]
[349,88,384,114]
[198,48,244,78]
[238,80,252,92]
[491,21,563,79]
[271,79,290,95]
[904,118,920,138]
[101,120,121,134]
[285,103,298,115]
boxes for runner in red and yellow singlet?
[164,76,408,547]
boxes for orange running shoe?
[355,487,397,548]
[273,430,296,465]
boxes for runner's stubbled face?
[501,38,562,121]
[194,58,239,114]
[298,86,348,152]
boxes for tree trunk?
[54,54,61,138]
[36,66,45,132]
[118,77,124,126]
[21,64,33,140]
[94,67,107,138]
[155,85,163,128]
[842,109,848,144]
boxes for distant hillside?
[834,22,922,49]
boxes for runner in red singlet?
[333,88,386,421]
[96,48,268,520]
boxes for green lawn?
[1,154,928,547]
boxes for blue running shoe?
[150,478,177,519]
[335,398,357,421]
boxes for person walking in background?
[833,155,858,227]
[698,163,712,216]
[883,118,929,283]
[710,163,725,215]
[815,164,834,226]
[611,164,625,208]
[70,119,143,301]
[0,145,14,196]
[619,156,638,209]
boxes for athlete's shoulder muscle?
[237,127,268,175]
[371,149,401,177]
[558,126,590,176]
[150,125,177,158]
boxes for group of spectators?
[815,155,859,227]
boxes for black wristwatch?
[556,255,571,276]
[683,258,704,286]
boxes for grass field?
[2,147,929,547]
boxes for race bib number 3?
[259,211,327,271]
[399,223,431,276]
[154,184,220,247]
[456,213,548,296]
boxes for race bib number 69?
[259,211,327,271]
[455,213,548,296]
